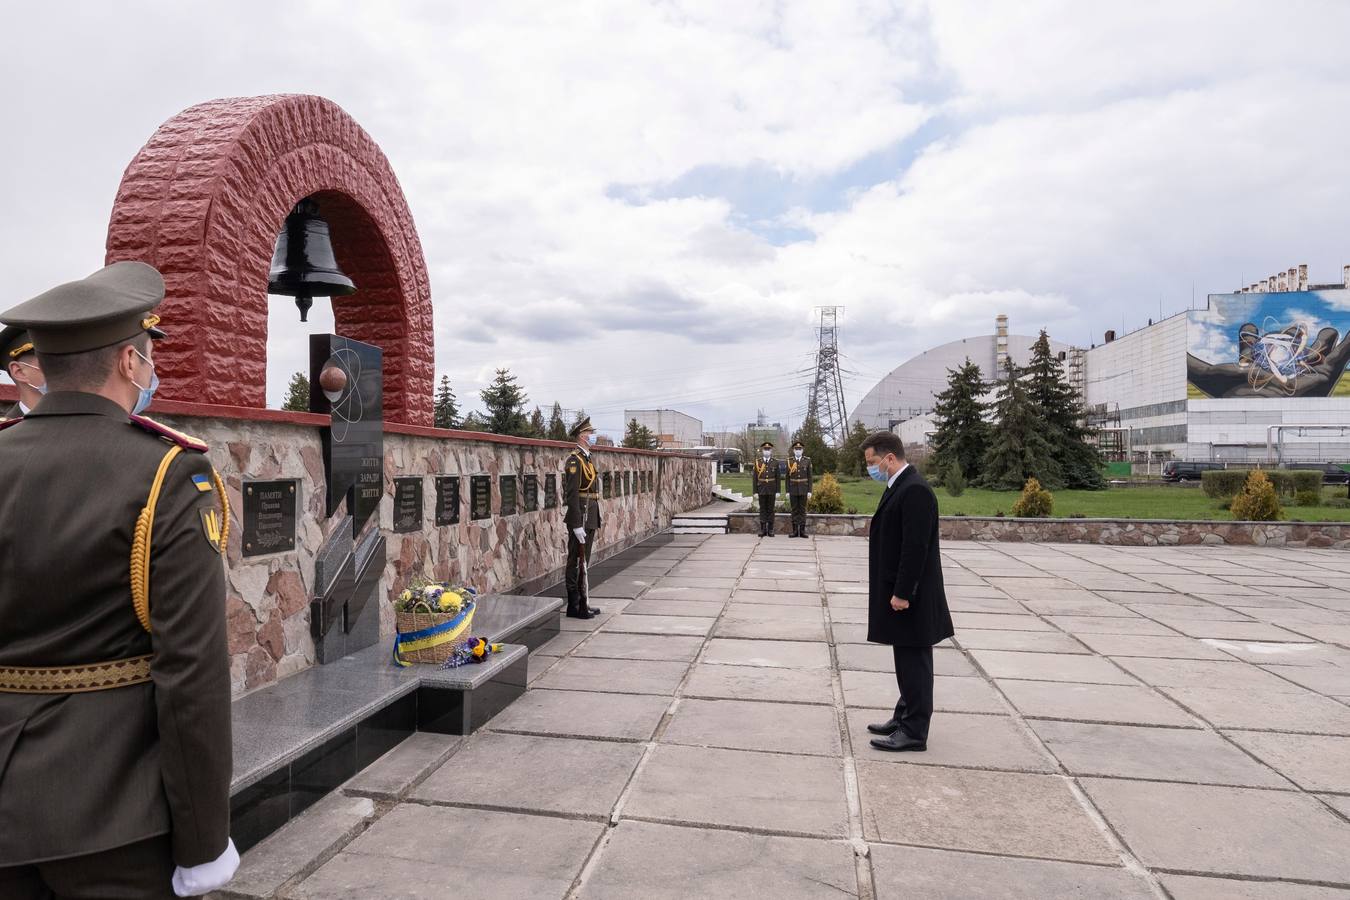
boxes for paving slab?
[1158,685,1350,734]
[1074,633,1236,660]
[829,622,871,644]
[560,601,632,631]
[1224,731,1350,792]
[533,657,690,696]
[625,744,848,837]
[855,762,1117,863]
[716,608,828,641]
[601,614,715,636]
[971,649,1136,684]
[489,689,669,741]
[535,630,592,657]
[870,844,1154,900]
[293,805,602,900]
[1043,615,1180,636]
[1029,720,1288,787]
[579,821,857,899]
[410,732,644,818]
[664,698,842,756]
[588,577,655,599]
[999,679,1198,727]
[1201,639,1344,667]
[223,791,377,899]
[1167,620,1314,642]
[1260,663,1350,697]
[572,632,704,662]
[651,577,739,592]
[729,589,823,607]
[847,710,1054,772]
[622,598,727,618]
[837,643,978,676]
[682,663,835,705]
[702,638,832,669]
[1022,598,1134,617]
[737,578,819,593]
[950,611,1056,631]
[1110,656,1294,690]
[954,629,1090,654]
[1160,873,1350,899]
[1081,778,1350,883]
[840,669,1005,714]
[529,653,561,685]
[343,732,463,801]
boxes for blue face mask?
[586,433,598,446]
[867,463,886,483]
[131,349,159,415]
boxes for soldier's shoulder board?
[129,415,209,452]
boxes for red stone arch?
[105,94,434,425]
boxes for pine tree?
[838,421,870,477]
[281,372,310,412]
[622,418,657,449]
[1024,331,1105,489]
[792,414,838,472]
[527,406,546,439]
[546,402,568,441]
[459,411,489,432]
[480,368,530,436]
[979,357,1061,490]
[929,359,990,485]
[433,375,460,429]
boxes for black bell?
[268,198,356,322]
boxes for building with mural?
[1083,264,1350,462]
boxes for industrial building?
[623,408,703,449]
[1083,264,1350,463]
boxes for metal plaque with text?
[393,477,423,533]
[242,479,298,557]
[435,476,460,526]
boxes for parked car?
[1280,462,1350,485]
[1161,461,1225,482]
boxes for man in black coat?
[861,431,954,752]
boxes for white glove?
[172,839,239,897]
[573,527,586,544]
[808,493,813,499]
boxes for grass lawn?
[716,472,1350,522]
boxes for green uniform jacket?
[563,448,602,531]
[0,392,231,867]
[786,456,813,496]
[751,456,781,495]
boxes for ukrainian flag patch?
[191,474,213,493]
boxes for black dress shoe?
[870,733,926,752]
[566,606,599,620]
[867,718,901,736]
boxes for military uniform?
[563,416,603,619]
[786,440,814,538]
[751,441,782,537]
[1,325,36,421]
[0,262,233,898]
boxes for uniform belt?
[580,491,600,499]
[0,655,153,694]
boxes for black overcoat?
[866,465,954,647]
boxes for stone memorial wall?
[155,405,711,695]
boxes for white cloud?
[3,1,1350,436]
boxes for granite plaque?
[602,472,612,499]
[310,334,383,536]
[435,476,460,526]
[470,475,492,521]
[242,479,298,557]
[393,477,423,533]
[544,474,558,509]
[522,474,538,511]
[500,475,518,516]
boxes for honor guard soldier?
[786,440,814,537]
[0,262,239,899]
[563,416,603,619]
[0,326,45,420]
[751,440,782,537]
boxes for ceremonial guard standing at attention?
[786,439,814,538]
[0,326,45,421]
[563,416,603,619]
[751,440,781,537]
[0,262,238,899]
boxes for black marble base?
[417,655,528,736]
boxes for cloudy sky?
[3,1,1350,438]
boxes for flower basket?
[392,582,478,667]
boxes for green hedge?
[1202,468,1322,499]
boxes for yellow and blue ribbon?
[393,601,475,667]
